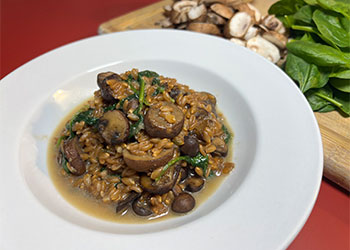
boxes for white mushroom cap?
[246,36,280,63]
[172,1,198,13]
[262,31,288,49]
[225,12,252,38]
[210,3,234,19]
[243,26,258,40]
[235,3,261,23]
[188,4,207,20]
[230,38,246,47]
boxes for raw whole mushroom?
[159,0,289,66]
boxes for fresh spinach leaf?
[138,70,159,78]
[305,85,342,111]
[294,5,314,24]
[286,40,350,67]
[268,0,305,15]
[285,53,329,92]
[330,78,350,92]
[313,9,350,48]
[329,68,350,78]
[316,0,350,18]
[304,0,318,5]
[333,88,350,115]
[318,104,337,112]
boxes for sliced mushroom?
[144,102,184,139]
[171,192,195,213]
[115,191,140,213]
[224,12,252,38]
[180,135,199,157]
[230,37,246,46]
[188,4,207,20]
[262,15,286,34]
[171,11,188,24]
[210,3,234,19]
[97,72,121,103]
[246,36,280,63]
[123,146,174,172]
[212,137,228,157]
[185,177,205,192]
[62,137,86,176]
[206,12,227,25]
[124,98,139,114]
[187,22,221,36]
[179,167,189,182]
[163,5,172,17]
[157,18,173,28]
[140,164,180,195]
[98,110,129,145]
[169,87,181,99]
[132,193,153,216]
[235,3,261,23]
[243,25,258,40]
[262,31,288,49]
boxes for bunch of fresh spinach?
[269,0,350,116]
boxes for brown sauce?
[47,99,234,224]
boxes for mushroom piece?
[206,12,227,25]
[185,177,205,192]
[144,102,184,139]
[246,36,280,63]
[212,137,228,157]
[62,137,86,176]
[224,12,252,38]
[210,3,234,19]
[115,192,140,213]
[132,193,153,216]
[243,25,258,40]
[180,135,199,157]
[123,146,174,172]
[124,98,139,114]
[171,192,195,213]
[140,164,181,195]
[262,15,286,34]
[163,5,172,17]
[179,167,189,182]
[171,1,198,24]
[235,3,261,23]
[262,31,288,49]
[97,72,121,103]
[98,110,130,145]
[188,4,207,20]
[157,18,173,28]
[187,22,221,36]
[230,37,246,46]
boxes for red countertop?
[1,0,349,249]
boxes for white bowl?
[0,30,323,250]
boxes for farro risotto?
[50,69,234,221]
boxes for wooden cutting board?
[98,0,350,191]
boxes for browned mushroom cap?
[124,98,139,114]
[187,22,221,36]
[132,193,153,216]
[140,164,181,195]
[180,135,199,157]
[97,72,121,103]
[123,146,174,172]
[62,137,86,176]
[212,137,228,156]
[98,110,129,145]
[171,192,195,213]
[185,177,205,192]
[144,102,184,139]
[115,191,140,213]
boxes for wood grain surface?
[98,0,350,191]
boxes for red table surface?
[1,0,349,249]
